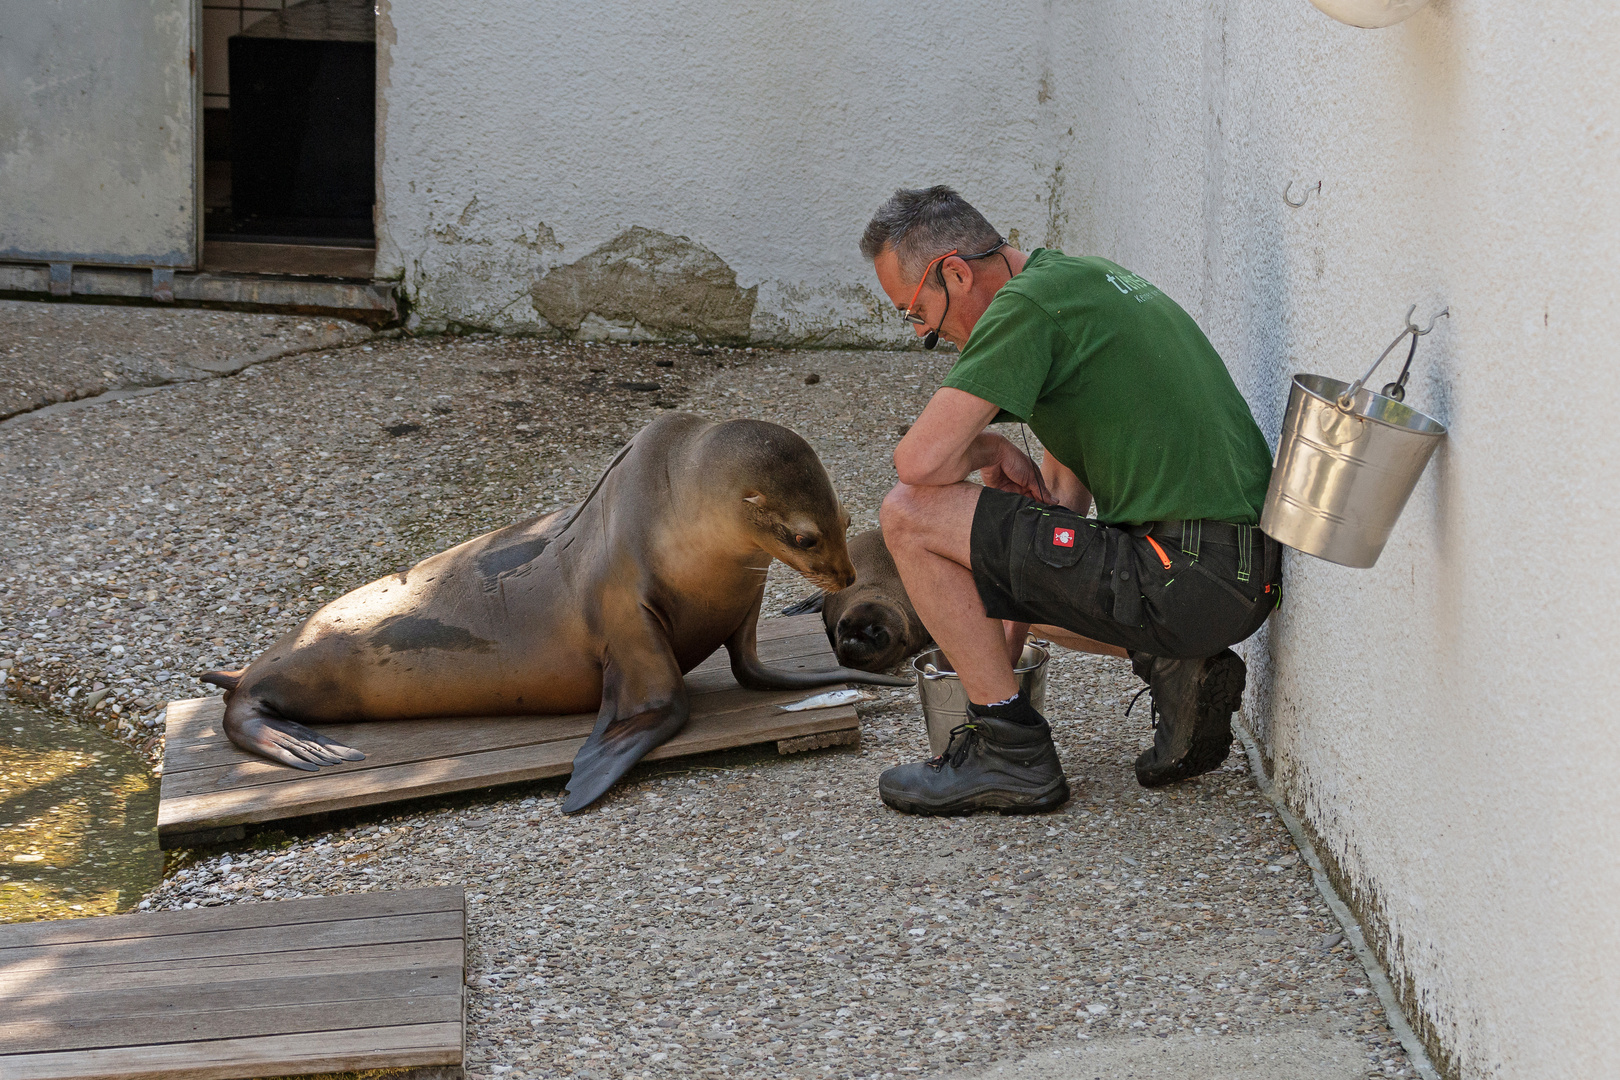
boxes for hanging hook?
[1338,303,1450,410]
[1410,306,1449,336]
[1282,180,1321,208]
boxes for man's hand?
[977,435,1048,501]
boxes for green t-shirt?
[941,249,1272,526]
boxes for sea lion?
[783,526,1105,670]
[782,527,932,673]
[201,413,908,813]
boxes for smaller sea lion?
[782,527,932,673]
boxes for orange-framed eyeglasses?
[895,239,1009,325]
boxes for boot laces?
[928,722,981,771]
[1126,685,1161,730]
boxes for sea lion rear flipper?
[563,623,690,814]
[727,594,912,689]
[200,668,246,693]
[779,593,825,617]
[222,696,366,771]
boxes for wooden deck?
[0,887,465,1080]
[159,614,862,847]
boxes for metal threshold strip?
[0,261,398,328]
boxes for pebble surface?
[0,304,1415,1079]
[0,299,368,421]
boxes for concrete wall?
[1043,3,1619,1078]
[375,0,1080,343]
[0,0,199,267]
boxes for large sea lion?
[201,413,908,813]
[782,527,932,673]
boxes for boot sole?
[1135,651,1245,788]
[880,776,1071,817]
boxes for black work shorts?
[969,488,1281,660]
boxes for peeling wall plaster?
[375,0,1073,344]
[1049,4,1620,1079]
[531,227,756,343]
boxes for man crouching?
[862,185,1280,814]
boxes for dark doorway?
[202,0,375,278]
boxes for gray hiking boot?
[1129,649,1246,787]
[878,712,1070,816]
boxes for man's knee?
[887,482,913,531]
[879,482,920,539]
[880,482,942,551]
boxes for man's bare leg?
[880,481,1018,705]
[1030,624,1129,659]
[877,481,1071,815]
[1002,620,1030,666]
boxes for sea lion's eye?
[792,534,817,550]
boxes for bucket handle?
[1337,305,1450,410]
[922,639,1050,680]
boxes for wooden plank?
[0,888,463,1080]
[158,614,867,841]
[0,970,461,1053]
[0,887,464,950]
[0,940,463,996]
[0,1022,463,1080]
[0,911,463,973]
[159,701,860,834]
[162,676,853,788]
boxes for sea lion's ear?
[743,492,766,505]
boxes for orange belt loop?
[1143,535,1172,570]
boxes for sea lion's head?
[704,419,856,592]
[832,596,912,671]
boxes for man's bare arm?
[894,388,1045,499]
[1040,454,1093,515]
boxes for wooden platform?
[0,887,465,1080]
[159,614,862,847]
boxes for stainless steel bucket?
[1261,373,1447,568]
[911,642,1049,758]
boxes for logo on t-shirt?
[1053,526,1075,548]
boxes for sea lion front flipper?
[727,592,912,689]
[222,697,366,771]
[562,622,690,814]
[779,592,825,617]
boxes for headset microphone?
[922,329,940,350]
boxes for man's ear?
[942,255,975,291]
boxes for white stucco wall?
[376,0,1083,343]
[1044,3,1619,1078]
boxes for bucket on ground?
[912,642,1049,758]
[1261,373,1447,569]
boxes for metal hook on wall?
[1339,303,1450,407]
[1282,179,1321,208]
[1409,304,1449,336]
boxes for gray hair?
[859,186,1003,283]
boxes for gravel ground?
[0,298,368,421]
[0,303,1416,1079]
